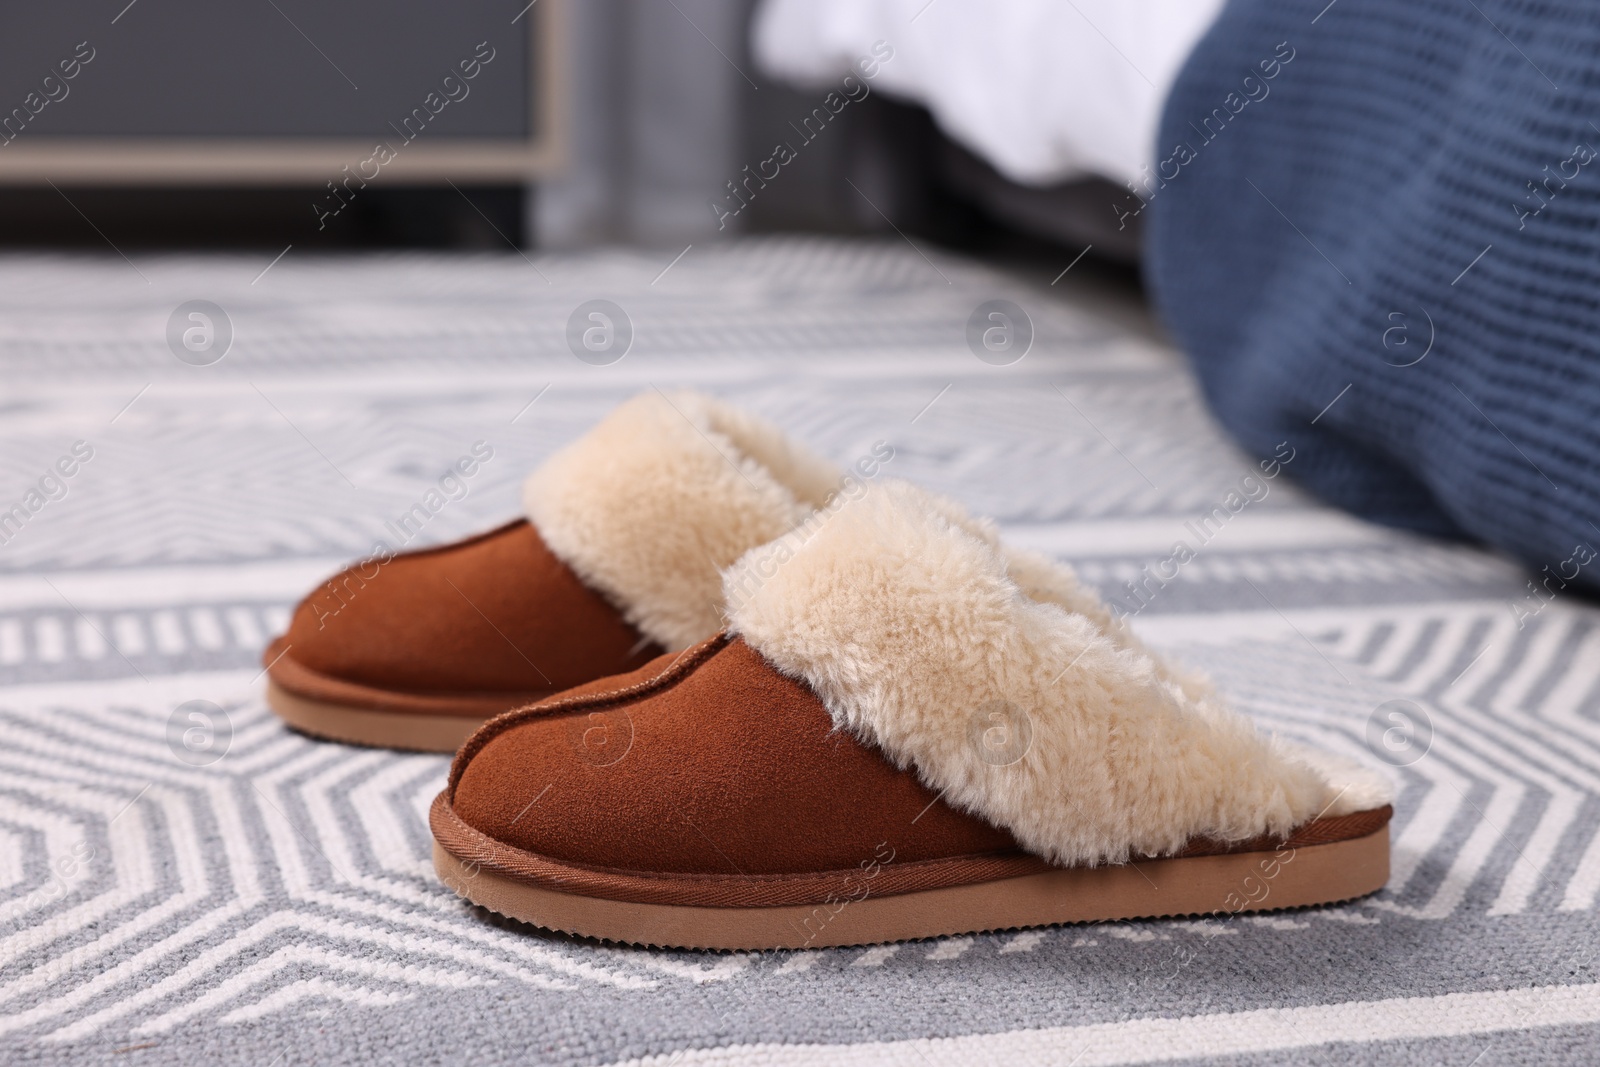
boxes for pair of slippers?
[264,391,1392,950]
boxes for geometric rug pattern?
[2,239,1595,1064]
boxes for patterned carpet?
[2,238,1598,1065]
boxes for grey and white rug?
[2,238,1597,1065]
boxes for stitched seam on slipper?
[447,634,730,795]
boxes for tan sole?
[267,680,485,753]
[433,825,1390,950]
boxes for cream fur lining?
[525,390,840,650]
[724,480,1392,867]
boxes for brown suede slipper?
[432,480,1393,949]
[264,390,842,751]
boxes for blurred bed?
[748,0,1225,260]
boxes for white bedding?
[752,0,1225,189]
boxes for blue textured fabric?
[1147,0,1600,582]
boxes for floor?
[2,237,1597,1065]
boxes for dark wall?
[0,2,530,138]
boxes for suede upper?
[275,520,662,706]
[450,637,1021,876]
[444,635,1393,892]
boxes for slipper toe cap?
[273,519,660,699]
[447,636,1022,879]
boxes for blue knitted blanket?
[1147,0,1600,591]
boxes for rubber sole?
[433,825,1390,950]
[267,680,486,753]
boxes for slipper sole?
[431,810,1390,950]
[267,680,488,753]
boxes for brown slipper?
[431,480,1393,949]
[264,390,841,751]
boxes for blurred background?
[0,0,1148,267]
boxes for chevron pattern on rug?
[0,239,1593,1066]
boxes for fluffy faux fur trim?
[525,390,840,650]
[724,480,1392,867]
